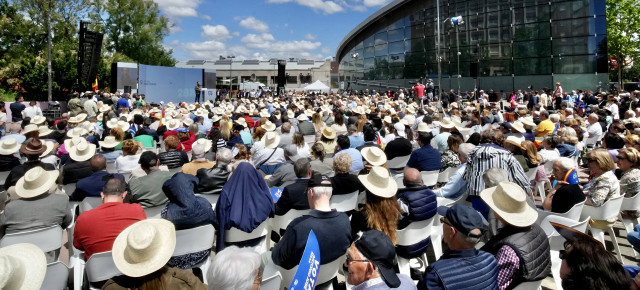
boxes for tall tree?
[607,0,640,86]
[90,0,176,67]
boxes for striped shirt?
[463,144,532,196]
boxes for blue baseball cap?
[437,204,484,238]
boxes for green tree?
[607,0,640,86]
[89,0,176,67]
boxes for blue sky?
[158,0,392,61]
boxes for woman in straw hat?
[98,135,123,162]
[103,219,207,290]
[315,127,337,155]
[0,138,21,172]
[0,243,48,290]
[351,166,401,244]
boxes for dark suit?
[384,137,413,161]
[71,171,125,201]
[62,160,93,185]
[274,178,310,215]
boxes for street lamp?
[437,13,464,99]
[227,55,235,92]
[450,16,464,95]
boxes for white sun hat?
[0,243,47,290]
[193,138,212,152]
[111,219,176,278]
[262,131,281,149]
[0,138,21,155]
[38,126,53,137]
[358,166,397,198]
[99,136,120,149]
[361,147,387,166]
[68,142,96,162]
[66,127,88,138]
[480,181,538,227]
[261,121,276,132]
[31,115,46,125]
[40,141,54,158]
[15,167,59,198]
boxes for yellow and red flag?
[92,77,98,91]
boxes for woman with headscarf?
[214,162,274,252]
[161,172,216,269]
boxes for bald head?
[90,154,107,171]
[403,168,423,187]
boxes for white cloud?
[232,32,241,37]
[238,16,270,33]
[267,0,344,14]
[305,34,316,41]
[241,33,276,49]
[153,0,201,18]
[363,0,389,7]
[321,47,331,54]
[200,14,211,21]
[201,25,231,40]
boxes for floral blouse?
[436,149,460,187]
[621,168,640,198]
[586,170,620,207]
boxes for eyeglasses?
[440,217,453,227]
[345,255,370,266]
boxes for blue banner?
[289,230,321,290]
[271,187,283,202]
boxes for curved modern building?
[336,0,607,94]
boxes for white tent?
[303,80,330,92]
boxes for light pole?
[451,16,464,95]
[436,0,441,101]
[227,55,235,92]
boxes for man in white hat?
[62,141,96,184]
[1,167,72,255]
[480,181,551,290]
[251,131,285,170]
[0,138,21,173]
[296,113,315,136]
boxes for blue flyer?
[270,187,283,202]
[289,230,321,290]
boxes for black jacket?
[274,178,310,216]
[195,165,230,195]
[385,137,413,161]
[330,173,364,196]
[62,160,93,184]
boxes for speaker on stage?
[470,62,479,79]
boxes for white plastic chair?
[387,155,410,171]
[268,209,311,249]
[512,280,542,290]
[174,225,215,284]
[0,225,63,253]
[42,261,70,290]
[395,217,436,276]
[580,195,624,262]
[277,255,346,290]
[540,215,589,290]
[330,191,358,212]
[525,166,538,182]
[0,170,11,186]
[535,200,585,229]
[261,261,282,290]
[143,205,166,218]
[79,197,103,213]
[303,134,316,145]
[225,219,270,253]
[420,170,439,187]
[62,183,77,196]
[618,193,640,245]
[84,251,122,289]
[436,167,457,184]
[195,193,220,209]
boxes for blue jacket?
[396,186,437,259]
[72,171,125,201]
[420,249,498,290]
[407,145,442,172]
[162,173,215,231]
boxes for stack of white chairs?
[618,193,640,258]
[580,195,625,262]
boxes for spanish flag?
[92,77,98,91]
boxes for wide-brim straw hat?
[406,106,416,115]
[287,110,295,119]
[383,116,392,124]
[64,137,85,149]
[262,131,281,149]
[22,124,39,135]
[68,142,96,162]
[505,135,524,149]
[37,126,53,137]
[0,138,21,155]
[361,147,387,166]
[322,127,336,140]
[261,121,276,132]
[183,119,194,127]
[99,136,120,149]
[40,141,54,158]
[211,115,221,123]
[31,115,46,125]
[259,111,270,118]
[118,120,130,132]
[358,166,397,198]
[106,118,119,129]
[67,127,88,138]
[480,181,537,227]
[297,114,308,121]
[234,118,247,127]
[0,243,47,290]
[20,138,47,156]
[511,121,526,133]
[99,105,111,113]
[112,219,176,278]
[193,138,212,152]
[164,119,180,131]
[15,167,59,198]
[417,123,432,133]
[520,117,536,128]
[440,118,455,129]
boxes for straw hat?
[99,136,120,149]
[417,123,432,133]
[64,137,85,149]
[99,105,111,113]
[106,118,119,129]
[68,142,96,162]
[261,121,276,132]
[511,121,526,133]
[31,115,46,125]
[15,167,59,198]
[505,135,524,149]
[183,119,194,127]
[20,138,47,156]
[0,138,21,155]
[211,115,221,123]
[297,114,308,121]
[287,110,295,119]
[22,124,39,135]
[406,106,415,115]
[383,116,392,124]
[440,118,455,129]
[262,131,281,149]
[193,138,212,152]
[165,119,181,131]
[259,111,270,118]
[361,147,387,166]
[40,141,54,158]
[358,166,397,198]
[520,117,536,128]
[66,127,88,138]
[0,243,47,290]
[112,219,176,278]
[480,182,537,227]
[234,118,247,127]
[322,127,336,140]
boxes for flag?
[92,77,98,91]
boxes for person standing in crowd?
[413,81,425,106]
[9,96,25,122]
[195,81,202,103]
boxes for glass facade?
[337,0,608,93]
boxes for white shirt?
[539,148,560,177]
[116,154,142,173]
[251,146,285,166]
[22,106,42,119]
[606,103,619,120]
[585,122,603,146]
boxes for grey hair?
[284,144,298,157]
[216,147,233,166]
[281,122,291,133]
[483,168,508,188]
[311,183,333,198]
[207,245,262,290]
[191,143,206,159]
[458,143,475,160]
[555,157,575,173]
[549,114,560,122]
[348,124,357,133]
